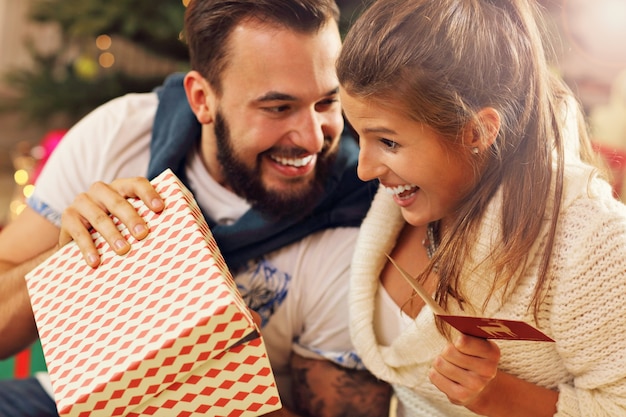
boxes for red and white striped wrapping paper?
[25,169,282,417]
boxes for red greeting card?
[386,255,554,342]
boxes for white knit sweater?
[350,161,626,416]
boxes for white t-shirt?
[29,92,362,407]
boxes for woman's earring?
[471,147,479,155]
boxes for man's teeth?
[271,155,314,167]
[383,184,417,196]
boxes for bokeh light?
[563,0,626,66]
[96,34,112,50]
[99,52,115,68]
[22,185,35,199]
[14,169,29,186]
[74,55,99,79]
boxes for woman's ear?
[183,70,217,125]
[463,107,501,153]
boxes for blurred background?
[1,0,626,228]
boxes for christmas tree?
[0,0,189,129]
[0,0,367,130]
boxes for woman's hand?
[430,334,559,416]
[429,334,500,409]
[59,177,164,267]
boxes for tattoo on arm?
[290,354,392,417]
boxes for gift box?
[25,169,282,417]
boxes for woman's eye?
[380,138,399,150]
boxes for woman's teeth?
[271,155,314,167]
[383,184,418,197]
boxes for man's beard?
[214,110,337,220]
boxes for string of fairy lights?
[10,151,36,220]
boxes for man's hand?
[59,177,164,267]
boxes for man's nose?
[290,109,326,152]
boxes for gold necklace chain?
[421,221,439,260]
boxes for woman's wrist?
[465,370,558,417]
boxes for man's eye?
[264,104,291,113]
[380,138,399,150]
[315,98,339,111]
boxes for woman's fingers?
[429,334,500,406]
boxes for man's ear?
[463,107,501,152]
[183,70,217,124]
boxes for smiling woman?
[338,0,626,416]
